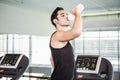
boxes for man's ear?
[53,19,58,24]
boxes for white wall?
[0,3,55,36]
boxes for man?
[49,5,83,80]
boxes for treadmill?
[75,55,113,80]
[0,54,29,80]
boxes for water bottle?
[68,3,84,21]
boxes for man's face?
[56,10,70,26]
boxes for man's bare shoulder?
[53,30,65,38]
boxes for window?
[31,36,51,65]
[0,34,7,54]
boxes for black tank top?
[49,32,75,80]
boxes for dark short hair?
[51,7,64,27]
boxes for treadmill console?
[76,55,101,74]
[0,54,23,68]
[75,55,103,80]
[0,54,29,80]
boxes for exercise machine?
[0,54,29,80]
[75,55,113,80]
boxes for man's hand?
[70,3,84,15]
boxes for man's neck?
[56,25,69,31]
